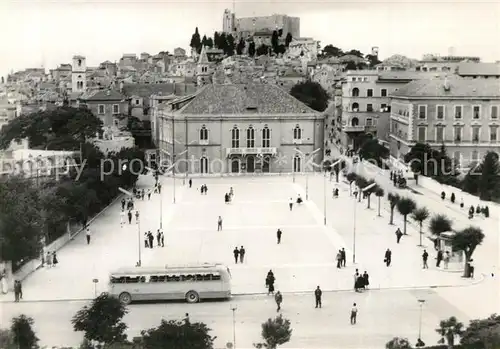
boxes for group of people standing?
[335,248,347,268]
[353,269,370,292]
[233,246,246,263]
[144,230,164,248]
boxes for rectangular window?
[262,127,271,148]
[491,106,498,119]
[246,127,255,148]
[98,104,105,114]
[454,105,462,119]
[454,126,462,141]
[472,127,480,142]
[490,126,498,142]
[436,105,445,120]
[135,99,140,105]
[417,127,426,142]
[418,105,427,119]
[366,118,373,126]
[367,89,373,97]
[112,104,119,114]
[367,104,373,112]
[381,103,387,111]
[231,128,239,148]
[436,127,444,142]
[473,105,480,119]
[381,89,387,97]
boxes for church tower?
[223,9,235,33]
[72,55,87,93]
[196,46,211,86]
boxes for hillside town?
[0,7,500,349]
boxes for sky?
[1,0,499,77]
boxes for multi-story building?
[222,9,300,38]
[416,54,480,73]
[457,62,500,79]
[78,89,128,127]
[389,78,500,168]
[340,70,448,149]
[155,84,323,174]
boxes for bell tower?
[72,55,87,93]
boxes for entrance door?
[200,157,208,174]
[262,156,270,172]
[246,156,255,173]
[231,159,240,173]
[293,155,302,172]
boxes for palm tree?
[346,172,357,196]
[436,316,464,349]
[451,226,485,277]
[411,207,430,246]
[375,187,385,217]
[397,197,416,235]
[429,214,452,237]
[388,193,400,225]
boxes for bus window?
[211,274,221,281]
[203,274,211,281]
[195,274,204,281]
[110,276,125,284]
[139,276,146,283]
[167,275,180,282]
[182,274,194,282]
[157,275,167,282]
[150,276,158,283]
[126,276,141,283]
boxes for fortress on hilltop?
[222,9,300,39]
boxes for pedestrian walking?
[395,228,403,243]
[362,271,369,289]
[141,190,145,200]
[233,247,239,264]
[289,197,294,211]
[144,232,149,248]
[353,269,360,291]
[341,248,346,267]
[217,216,223,231]
[422,250,429,269]
[14,280,22,302]
[135,210,140,223]
[52,252,58,266]
[436,250,443,267]
[266,270,275,295]
[121,198,126,210]
[156,229,161,247]
[46,251,52,268]
[128,210,132,224]
[444,251,450,269]
[148,231,154,248]
[229,187,234,198]
[384,248,392,267]
[86,227,91,245]
[239,246,245,263]
[160,230,165,247]
[350,303,358,325]
[275,291,283,312]
[314,286,322,308]
[336,250,342,268]
[189,179,192,188]
[158,183,162,194]
[276,229,282,244]
[148,191,151,200]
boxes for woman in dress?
[52,252,58,267]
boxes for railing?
[225,147,277,157]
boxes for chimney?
[443,76,450,91]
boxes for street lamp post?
[295,148,321,200]
[326,159,341,226]
[230,305,237,349]
[352,182,377,264]
[119,187,141,266]
[417,299,426,347]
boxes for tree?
[461,314,500,349]
[429,214,452,237]
[0,107,103,150]
[206,37,213,48]
[375,186,385,217]
[218,33,228,54]
[359,138,389,168]
[451,226,485,277]
[365,180,376,208]
[248,41,256,56]
[411,207,430,246]
[385,337,412,349]
[72,293,128,345]
[285,33,293,47]
[226,34,236,56]
[404,143,456,181]
[436,316,464,349]
[355,175,368,202]
[236,38,245,55]
[321,45,343,58]
[190,27,202,54]
[201,35,208,48]
[213,32,220,49]
[254,314,292,349]
[271,30,279,53]
[366,54,382,68]
[290,81,329,112]
[478,151,500,201]
[388,193,400,225]
[11,315,39,349]
[345,49,364,58]
[140,319,215,349]
[256,44,270,56]
[396,197,416,235]
[346,172,357,196]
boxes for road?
[1,289,467,349]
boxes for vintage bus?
[108,263,231,304]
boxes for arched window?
[262,125,271,147]
[293,155,302,172]
[246,126,255,148]
[200,157,208,174]
[352,88,360,97]
[231,126,240,148]
[199,125,209,142]
[352,103,359,111]
[78,59,82,66]
[351,117,359,127]
[293,125,302,140]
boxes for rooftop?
[80,89,126,101]
[177,84,318,115]
[391,78,500,98]
[457,62,500,76]
[121,83,197,98]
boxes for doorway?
[231,159,240,173]
[246,156,255,173]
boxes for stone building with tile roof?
[389,78,500,169]
[155,83,324,174]
[78,89,129,127]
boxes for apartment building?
[389,78,500,168]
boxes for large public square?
[1,170,499,348]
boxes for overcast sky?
[1,0,499,76]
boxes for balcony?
[342,125,365,132]
[225,147,277,157]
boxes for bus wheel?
[119,292,132,305]
[185,291,199,303]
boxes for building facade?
[156,84,324,174]
[79,89,129,127]
[71,55,87,93]
[222,9,300,38]
[389,79,500,169]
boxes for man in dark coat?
[277,229,282,244]
[233,247,239,264]
[314,286,322,308]
[384,248,392,267]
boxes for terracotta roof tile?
[391,78,500,98]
